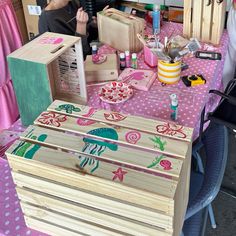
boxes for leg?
[208,204,217,229]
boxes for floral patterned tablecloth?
[0,22,229,236]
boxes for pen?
[66,16,76,24]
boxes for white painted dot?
[15,201,19,205]
[4,230,10,235]
[5,189,9,194]
[4,170,9,174]
[26,229,32,235]
[5,221,10,225]
[15,208,20,213]
[5,204,10,208]
[15,216,20,221]
[5,212,10,217]
[15,225,20,230]
[5,197,10,201]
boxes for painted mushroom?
[78,128,118,173]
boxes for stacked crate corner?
[183,0,226,45]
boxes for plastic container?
[152,5,160,34]
[158,60,181,84]
[144,45,158,68]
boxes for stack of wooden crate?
[6,100,193,236]
[183,0,226,45]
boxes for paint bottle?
[170,93,178,121]
[125,50,131,68]
[131,53,138,69]
[152,4,160,34]
[92,45,97,63]
[120,52,126,70]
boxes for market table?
[0,22,229,236]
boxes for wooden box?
[183,0,226,45]
[7,32,87,126]
[84,54,119,83]
[6,100,193,236]
[97,8,145,52]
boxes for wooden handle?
[136,33,147,46]
[103,8,136,20]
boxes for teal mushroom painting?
[78,128,118,173]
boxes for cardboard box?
[84,54,119,83]
[11,0,28,44]
[22,0,48,40]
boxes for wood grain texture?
[8,156,175,215]
[18,187,172,236]
[11,170,174,228]
[48,100,193,142]
[9,140,177,198]
[21,126,183,179]
[183,0,192,37]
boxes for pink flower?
[37,112,67,127]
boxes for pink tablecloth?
[0,22,229,236]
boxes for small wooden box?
[6,100,193,236]
[183,0,226,45]
[7,32,87,126]
[97,8,145,52]
[84,54,119,83]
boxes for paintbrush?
[66,16,76,24]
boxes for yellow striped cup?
[158,60,181,84]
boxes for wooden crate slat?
[192,0,203,39]
[8,156,175,215]
[211,0,226,45]
[20,126,183,179]
[25,217,85,236]
[201,0,213,41]
[11,170,174,228]
[18,187,172,236]
[21,202,125,236]
[183,0,192,37]
[34,111,189,159]
[8,140,177,198]
[47,100,193,142]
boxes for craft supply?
[195,51,222,60]
[158,60,181,84]
[186,38,201,53]
[131,53,138,69]
[118,68,156,91]
[97,8,145,52]
[152,5,160,34]
[92,45,98,63]
[99,81,133,104]
[182,74,206,87]
[170,93,178,121]
[120,52,126,70]
[125,51,131,68]
[84,54,119,83]
[144,45,158,67]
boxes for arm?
[75,8,90,59]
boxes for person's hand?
[76,7,88,35]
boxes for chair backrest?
[186,122,228,219]
[208,79,236,130]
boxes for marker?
[170,93,178,121]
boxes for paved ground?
[206,131,236,235]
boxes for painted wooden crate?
[6,100,193,236]
[7,32,87,127]
[183,0,226,45]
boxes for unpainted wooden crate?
[7,32,87,126]
[183,0,226,45]
[6,100,193,236]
